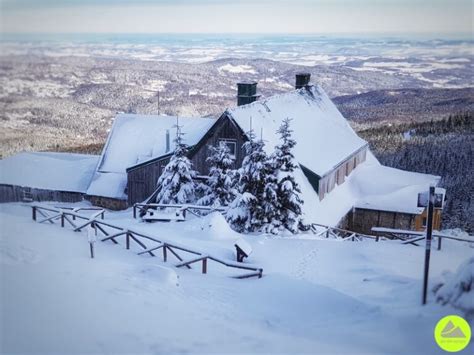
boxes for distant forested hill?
[334,88,474,124]
[358,113,473,232]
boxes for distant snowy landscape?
[1,202,473,353]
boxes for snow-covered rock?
[200,212,239,240]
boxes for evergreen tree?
[272,118,305,233]
[155,123,197,204]
[227,130,277,233]
[226,192,256,233]
[197,141,236,207]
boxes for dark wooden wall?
[0,184,84,203]
[191,115,246,175]
[127,156,171,205]
[343,207,417,234]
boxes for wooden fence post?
[438,236,442,251]
[32,206,36,221]
[202,258,207,274]
[89,242,94,258]
[61,213,65,227]
[126,231,130,250]
[163,244,167,262]
[133,205,136,219]
[326,229,329,238]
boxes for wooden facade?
[317,146,368,201]
[126,115,247,205]
[85,195,128,210]
[0,184,84,203]
[342,206,443,235]
[414,208,443,231]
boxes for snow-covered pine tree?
[227,129,279,233]
[154,123,197,204]
[197,141,236,207]
[226,192,256,233]
[272,118,305,233]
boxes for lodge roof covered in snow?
[87,114,216,199]
[226,85,368,177]
[0,152,99,193]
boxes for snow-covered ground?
[1,202,473,354]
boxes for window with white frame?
[218,139,237,157]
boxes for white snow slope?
[1,202,473,354]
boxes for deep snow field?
[1,202,473,354]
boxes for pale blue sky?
[1,0,472,34]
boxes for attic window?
[219,139,237,157]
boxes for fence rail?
[310,223,380,242]
[133,203,226,220]
[30,204,263,279]
[371,227,474,250]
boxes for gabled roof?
[226,85,368,177]
[0,152,99,193]
[87,114,216,199]
[97,114,216,174]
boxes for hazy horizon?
[1,0,472,35]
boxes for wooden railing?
[311,223,380,242]
[371,227,474,250]
[133,203,226,219]
[31,205,104,226]
[30,204,263,279]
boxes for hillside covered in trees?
[358,113,473,232]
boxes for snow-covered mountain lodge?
[0,74,444,233]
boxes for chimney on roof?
[165,129,170,152]
[237,82,259,106]
[295,73,311,89]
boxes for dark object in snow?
[235,238,252,262]
[235,245,248,262]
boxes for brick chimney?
[237,82,259,106]
[295,73,311,89]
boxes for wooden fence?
[311,223,380,242]
[30,204,263,279]
[371,227,474,250]
[133,203,226,220]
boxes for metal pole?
[422,186,435,305]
